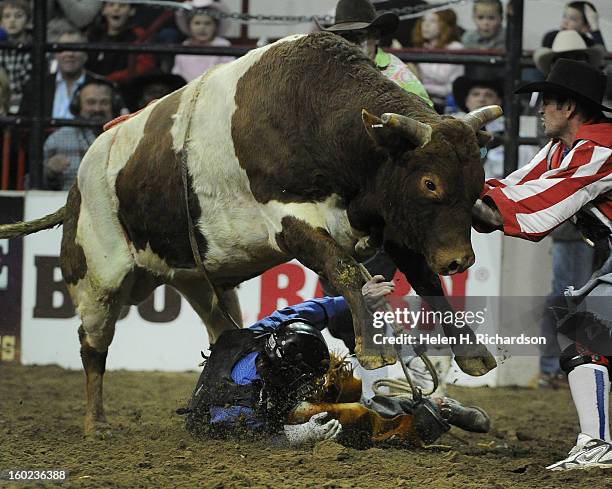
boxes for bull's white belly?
[198,194,361,281]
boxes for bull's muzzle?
[432,248,475,276]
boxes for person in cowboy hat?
[531,29,606,392]
[172,0,234,82]
[473,59,612,470]
[321,0,432,107]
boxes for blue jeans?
[540,239,594,374]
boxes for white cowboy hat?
[175,0,230,38]
[533,29,606,75]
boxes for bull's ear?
[362,109,396,147]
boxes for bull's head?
[361,105,502,275]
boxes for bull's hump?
[231,34,353,206]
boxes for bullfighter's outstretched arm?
[384,243,497,377]
[276,216,394,370]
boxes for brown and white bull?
[0,33,499,434]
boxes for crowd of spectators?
[0,0,608,191]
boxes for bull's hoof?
[452,338,497,376]
[355,344,396,370]
[360,355,397,370]
[454,354,497,377]
[84,415,112,439]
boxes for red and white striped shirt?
[482,122,612,242]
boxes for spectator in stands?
[20,30,108,119]
[461,0,505,50]
[532,28,605,390]
[541,1,606,49]
[43,79,121,190]
[172,0,234,82]
[411,9,464,113]
[122,71,186,112]
[86,1,155,86]
[0,0,32,113]
[452,69,538,180]
[46,0,102,32]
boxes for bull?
[0,33,499,435]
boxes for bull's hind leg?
[76,293,124,436]
[61,183,134,436]
[170,275,243,343]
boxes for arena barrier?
[1,191,550,386]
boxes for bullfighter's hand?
[46,154,71,174]
[472,199,503,232]
[362,275,394,312]
[283,412,342,446]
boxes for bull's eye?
[425,180,436,192]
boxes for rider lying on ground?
[179,277,490,446]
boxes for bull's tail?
[0,206,65,239]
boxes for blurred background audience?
[1,0,609,178]
[19,29,108,119]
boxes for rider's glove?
[283,412,342,446]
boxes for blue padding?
[595,369,606,440]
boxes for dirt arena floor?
[1,364,611,489]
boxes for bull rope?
[179,77,241,330]
[357,263,439,400]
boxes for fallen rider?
[178,277,490,446]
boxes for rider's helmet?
[261,319,331,394]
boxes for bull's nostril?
[448,260,460,272]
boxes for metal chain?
[103,0,470,25]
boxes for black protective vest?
[184,328,309,435]
[188,328,266,418]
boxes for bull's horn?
[462,105,503,131]
[381,113,432,149]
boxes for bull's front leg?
[385,243,496,376]
[277,216,394,369]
